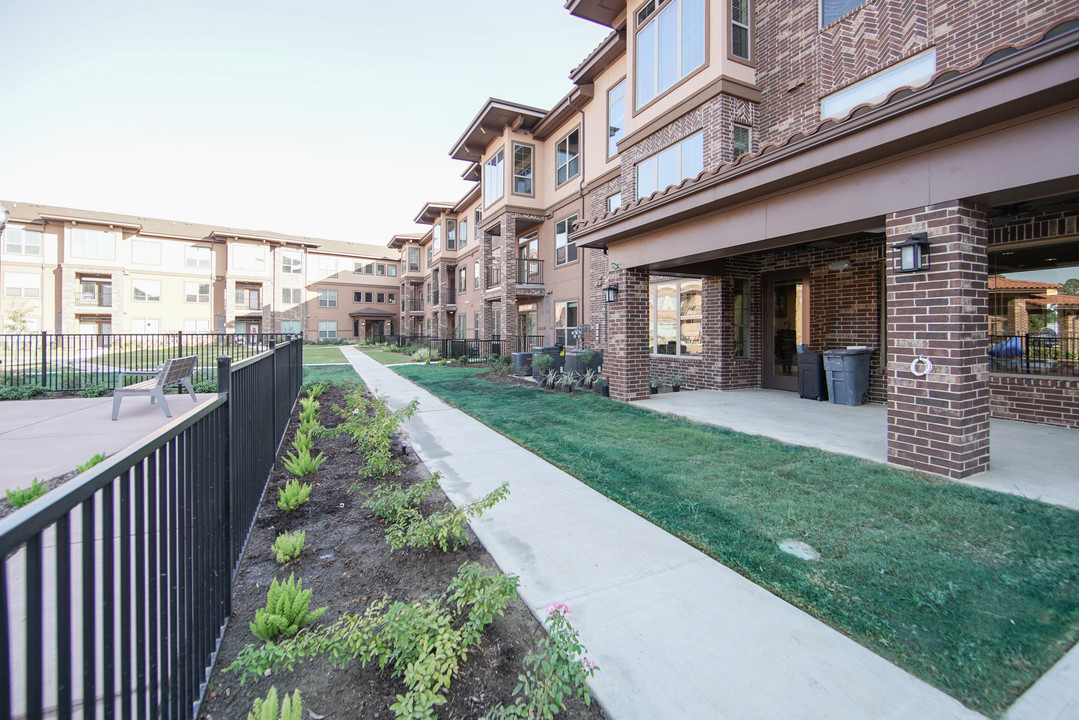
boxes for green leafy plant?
[193,377,218,393]
[76,452,107,473]
[580,349,597,368]
[249,573,327,642]
[273,530,307,564]
[365,474,441,525]
[246,686,303,720]
[77,382,112,398]
[331,390,417,479]
[305,383,326,400]
[6,478,48,508]
[412,347,438,363]
[649,376,663,390]
[298,396,320,421]
[488,354,511,374]
[277,478,313,511]
[582,368,598,389]
[532,354,553,375]
[386,483,510,553]
[670,373,684,390]
[543,369,560,391]
[230,562,519,720]
[283,443,325,478]
[0,384,49,401]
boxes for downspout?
[570,89,589,349]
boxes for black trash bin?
[796,344,827,401]
[823,348,875,406]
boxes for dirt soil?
[200,383,607,720]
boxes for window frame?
[131,240,161,265]
[318,289,338,308]
[732,276,750,358]
[458,266,467,293]
[281,250,302,274]
[71,229,115,261]
[184,282,210,304]
[132,279,162,302]
[232,244,267,272]
[730,0,753,64]
[4,228,42,256]
[3,272,41,298]
[634,0,707,112]
[554,300,580,347]
[635,130,704,199]
[408,247,421,272]
[555,127,581,188]
[648,278,704,356]
[458,218,468,248]
[606,192,623,213]
[607,78,627,158]
[511,142,535,197]
[281,287,302,305]
[554,215,579,267]
[376,263,386,276]
[447,220,457,250]
[820,0,869,28]
[317,320,338,339]
[483,146,506,208]
[732,122,752,160]
[185,245,211,269]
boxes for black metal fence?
[0,338,303,719]
[988,332,1077,377]
[0,332,299,391]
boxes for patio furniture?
[112,355,198,420]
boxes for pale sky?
[0,0,609,246]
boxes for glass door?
[763,272,807,391]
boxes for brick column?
[498,215,519,352]
[1007,298,1029,334]
[607,267,650,401]
[886,200,989,478]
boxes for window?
[132,241,161,265]
[132,280,161,302]
[648,279,703,355]
[474,260,480,287]
[474,210,482,237]
[555,301,579,347]
[821,0,869,27]
[184,318,210,332]
[408,248,420,271]
[555,128,580,186]
[636,0,705,109]
[71,229,115,260]
[731,0,750,60]
[458,219,467,248]
[555,215,579,266]
[388,292,396,304]
[433,223,442,253]
[354,291,363,303]
[732,123,752,159]
[636,131,704,199]
[185,282,210,303]
[365,292,374,303]
[280,320,301,335]
[447,220,457,250]
[186,245,211,269]
[4,272,40,298]
[608,79,626,156]
[607,193,623,213]
[459,266,467,293]
[132,318,160,333]
[365,263,374,274]
[371,292,381,303]
[428,246,433,266]
[281,251,302,274]
[236,285,261,310]
[232,245,266,272]
[376,263,386,276]
[388,264,397,276]
[281,288,302,304]
[318,258,338,278]
[318,320,338,339]
[473,312,480,339]
[457,314,467,339]
[318,289,338,307]
[4,228,41,255]
[513,143,533,195]
[821,49,936,119]
[426,283,431,302]
[733,277,750,358]
[484,147,505,206]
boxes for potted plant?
[582,368,598,389]
[671,374,683,392]
[561,371,576,393]
[545,368,561,391]
[593,377,609,397]
[649,377,662,394]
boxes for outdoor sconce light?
[603,284,620,303]
[895,232,930,272]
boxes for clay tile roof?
[1029,293,1079,307]
[574,19,1079,232]
[989,277,1062,290]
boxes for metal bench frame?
[111,355,199,420]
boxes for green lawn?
[302,364,359,386]
[393,365,1079,718]
[358,347,415,365]
[302,345,349,364]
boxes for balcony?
[486,265,502,291]
[517,258,543,285]
[408,299,424,314]
[76,282,112,308]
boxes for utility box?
[511,352,533,375]
[531,346,565,380]
[823,347,875,406]
[796,345,827,401]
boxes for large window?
[281,288,302,304]
[636,131,704,199]
[184,318,210,332]
[409,247,421,271]
[280,320,301,335]
[555,128,580,187]
[132,280,161,302]
[457,314,467,339]
[185,282,210,303]
[447,220,457,250]
[649,279,703,355]
[132,241,161,265]
[281,251,302,274]
[555,301,579,347]
[607,193,623,213]
[731,0,751,60]
[474,260,480,287]
[318,320,337,339]
[555,215,578,266]
[821,0,869,27]
[433,223,442,253]
[4,228,41,255]
[474,210,482,238]
[318,258,338,278]
[232,245,266,272]
[636,0,705,109]
[459,266,467,293]
[458,218,468,248]
[132,318,160,333]
[513,143,533,195]
[484,147,505,207]
[732,277,749,358]
[186,245,211,269]
[388,264,397,277]
[376,263,386,276]
[71,229,115,260]
[608,79,626,156]
[318,289,337,307]
[4,272,40,298]
[821,49,936,120]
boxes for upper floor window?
[186,245,211,269]
[71,229,115,260]
[636,0,705,109]
[318,289,337,308]
[555,215,579,266]
[427,246,433,266]
[732,123,752,159]
[318,257,338,278]
[607,192,623,213]
[365,262,375,274]
[474,260,480,287]
[132,280,161,302]
[821,0,869,27]
[185,282,210,303]
[821,49,936,119]
[281,250,302,274]
[484,147,505,207]
[474,210,482,237]
[433,222,442,252]
[236,285,261,310]
[513,143,533,195]
[408,247,420,271]
[4,272,40,298]
[458,266,467,292]
[282,288,302,305]
[232,244,266,272]
[636,131,704,199]
[447,220,457,250]
[731,0,750,60]
[4,228,41,255]
[132,240,161,265]
[555,128,580,187]
[388,264,397,276]
[458,219,468,248]
[376,263,386,276]
[608,79,626,157]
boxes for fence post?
[217,355,230,396]
[40,330,48,388]
[178,330,183,358]
[269,339,277,459]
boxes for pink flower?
[546,602,570,617]
[582,658,595,672]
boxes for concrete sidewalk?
[341,347,985,720]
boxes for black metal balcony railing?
[408,299,424,312]
[517,258,543,285]
[486,265,502,289]
[432,289,440,306]
[988,332,1077,377]
[447,288,456,304]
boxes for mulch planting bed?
[200,382,606,719]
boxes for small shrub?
[305,383,326,400]
[331,390,417,479]
[582,368,598,389]
[0,384,49,401]
[580,349,598,368]
[6,478,48,508]
[671,374,684,389]
[273,530,306,564]
[247,686,303,720]
[543,369,560,390]
[532,354,553,375]
[193,377,218,393]
[298,397,320,422]
[249,573,327,642]
[365,474,441,525]
[76,452,107,474]
[283,445,325,477]
[412,347,439,363]
[488,354,511,374]
[277,479,313,511]
[386,482,510,552]
[78,382,112,398]
[649,376,663,390]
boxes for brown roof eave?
[569,30,626,85]
[564,0,623,28]
[533,85,596,140]
[449,98,548,162]
[39,213,142,231]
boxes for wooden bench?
[111,355,199,420]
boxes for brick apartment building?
[396,0,1079,479]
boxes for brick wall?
[606,266,650,401]
[990,375,1079,428]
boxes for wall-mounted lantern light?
[895,232,930,272]
[603,284,620,303]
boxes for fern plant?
[273,530,306,564]
[6,478,48,508]
[277,479,313,511]
[283,445,324,477]
[76,452,107,473]
[305,383,326,400]
[247,686,303,720]
[249,573,327,642]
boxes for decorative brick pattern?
[885,200,990,479]
[989,375,1079,429]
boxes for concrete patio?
[635,389,1079,511]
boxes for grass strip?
[393,364,1079,718]
[302,345,348,364]
[302,364,359,386]
[358,348,415,365]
